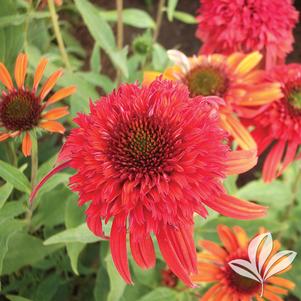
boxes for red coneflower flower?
[31,79,266,286]
[144,51,282,150]
[196,0,299,69]
[193,225,295,301]
[249,64,301,182]
[0,53,76,156]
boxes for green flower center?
[185,66,228,97]
[288,87,301,110]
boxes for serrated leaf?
[0,160,31,194]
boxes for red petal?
[110,215,133,284]
[30,160,71,204]
[156,227,195,287]
[263,140,286,183]
[203,194,267,220]
[278,142,298,177]
[130,233,156,269]
[86,206,108,239]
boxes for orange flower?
[192,225,295,301]
[144,51,282,151]
[0,53,76,156]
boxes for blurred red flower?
[249,64,301,182]
[196,0,299,69]
[31,79,266,286]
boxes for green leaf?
[74,0,128,77]
[44,223,102,245]
[106,254,126,301]
[90,43,101,73]
[0,14,25,27]
[6,295,32,301]
[0,202,26,226]
[33,274,61,301]
[173,11,197,24]
[236,179,292,209]
[100,9,155,29]
[0,160,31,194]
[2,232,62,274]
[167,0,178,21]
[152,43,168,71]
[136,288,177,301]
[0,182,13,209]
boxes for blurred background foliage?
[0,0,301,300]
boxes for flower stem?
[5,141,17,167]
[116,0,124,86]
[48,0,72,71]
[153,0,165,42]
[30,132,38,188]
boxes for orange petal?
[234,51,262,75]
[232,226,249,249]
[192,263,220,282]
[199,240,228,259]
[33,57,48,91]
[217,225,239,253]
[42,106,69,120]
[39,120,65,134]
[0,133,11,142]
[220,113,257,150]
[267,277,295,289]
[143,71,162,85]
[39,69,63,100]
[227,52,245,70]
[200,283,221,301]
[14,53,28,88]
[226,149,258,175]
[265,284,288,295]
[22,132,32,157]
[46,85,76,106]
[0,62,14,90]
[263,290,284,301]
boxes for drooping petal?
[226,149,257,175]
[278,141,298,176]
[14,53,28,88]
[39,120,65,134]
[203,194,267,220]
[262,140,286,183]
[22,132,32,157]
[110,215,133,284]
[0,63,14,90]
[39,69,63,100]
[0,132,10,142]
[42,106,69,120]
[157,227,195,287]
[130,233,156,269]
[46,86,76,106]
[33,57,48,91]
[30,160,71,204]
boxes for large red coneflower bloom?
[196,0,299,69]
[193,225,295,301]
[249,64,301,182]
[31,79,266,286]
[0,53,76,156]
[144,51,282,151]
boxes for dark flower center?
[108,116,177,175]
[0,90,42,131]
[185,66,228,97]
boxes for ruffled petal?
[203,194,267,220]
[86,205,108,239]
[14,53,28,88]
[110,215,133,284]
[130,233,156,269]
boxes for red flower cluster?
[31,79,265,286]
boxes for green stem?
[153,0,165,42]
[5,141,17,167]
[48,0,72,71]
[116,0,124,86]
[30,133,38,188]
[24,0,33,50]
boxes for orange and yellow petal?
[39,120,65,134]
[232,226,249,249]
[226,149,257,175]
[14,53,28,88]
[220,113,257,150]
[42,106,69,120]
[233,51,262,76]
[267,277,295,290]
[143,71,162,85]
[46,85,76,106]
[22,132,32,157]
[0,63,14,90]
[39,69,63,100]
[33,57,48,91]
